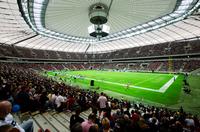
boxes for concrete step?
[33,113,58,132]
[16,109,93,132]
[32,118,40,132]
[80,113,88,120]
[42,112,68,132]
[51,112,70,130]
[60,112,72,122]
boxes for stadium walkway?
[13,109,92,132]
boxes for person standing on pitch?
[126,82,131,90]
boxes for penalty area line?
[158,75,178,93]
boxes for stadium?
[0,0,200,131]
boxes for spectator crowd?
[0,62,200,132]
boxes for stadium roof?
[0,0,200,53]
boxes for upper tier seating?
[0,39,199,60]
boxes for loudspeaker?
[90,80,94,86]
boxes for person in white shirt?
[0,101,33,132]
[97,92,107,117]
[55,93,65,112]
[47,92,57,109]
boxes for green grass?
[44,70,184,106]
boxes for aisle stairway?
[13,108,126,132]
[14,109,92,132]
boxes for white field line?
[159,75,178,93]
[49,73,178,93]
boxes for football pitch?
[45,70,184,106]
